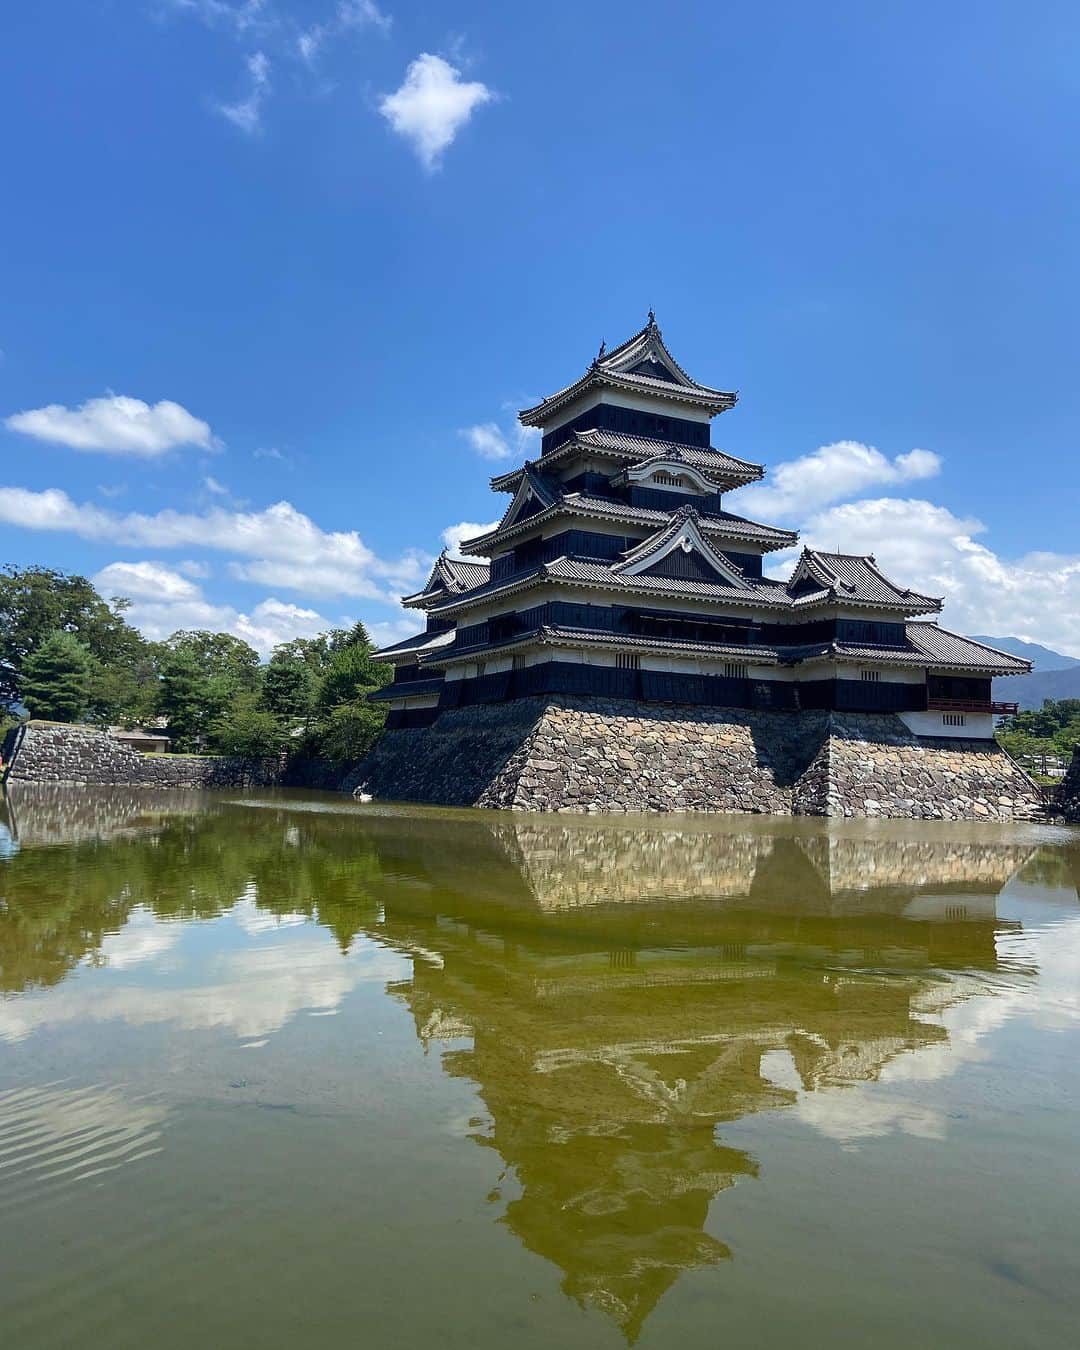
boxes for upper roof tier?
[491,430,764,493]
[518,313,738,428]
[402,553,491,610]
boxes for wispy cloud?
[0,485,429,603]
[5,393,216,457]
[217,50,271,134]
[298,0,390,66]
[379,53,494,170]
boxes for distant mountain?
[970,636,1080,711]
[970,636,1080,672]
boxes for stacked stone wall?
[1057,747,1080,823]
[356,699,1045,822]
[2,722,281,789]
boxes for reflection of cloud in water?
[91,906,182,970]
[232,895,308,936]
[0,936,408,1044]
[0,1082,166,1193]
[756,914,1080,1145]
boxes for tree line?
[0,564,391,761]
[997,699,1080,776]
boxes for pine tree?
[20,630,93,723]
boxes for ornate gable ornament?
[614,505,752,588]
[518,314,737,427]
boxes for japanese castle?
[372,314,1027,738]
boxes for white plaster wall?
[388,694,440,710]
[899,710,995,740]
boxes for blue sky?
[2,1,1078,654]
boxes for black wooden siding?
[541,402,712,455]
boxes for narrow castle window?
[943,713,965,727]
[616,653,640,670]
[861,669,881,682]
[724,663,749,680]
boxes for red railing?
[927,698,1019,716]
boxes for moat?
[2,786,1079,1349]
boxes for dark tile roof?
[402,554,491,608]
[490,430,762,491]
[462,488,796,554]
[518,317,738,426]
[789,549,942,613]
[372,628,456,661]
[368,677,445,700]
[901,624,1032,672]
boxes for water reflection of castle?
[2,788,1076,1340]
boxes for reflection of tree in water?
[1,788,1076,1339]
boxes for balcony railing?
[927,698,1018,715]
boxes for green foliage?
[210,691,288,758]
[997,698,1080,772]
[309,623,390,764]
[0,565,395,766]
[20,630,93,723]
[157,647,211,751]
[0,563,151,720]
[316,701,386,763]
[262,646,319,725]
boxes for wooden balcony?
[927,697,1018,716]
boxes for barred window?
[724,662,749,680]
[616,652,640,670]
[512,654,526,671]
[943,713,965,727]
[861,669,882,682]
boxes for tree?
[20,630,93,723]
[210,691,288,758]
[317,701,386,763]
[310,623,390,764]
[262,646,319,725]
[157,647,210,751]
[163,631,260,692]
[0,564,149,715]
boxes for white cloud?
[460,422,512,460]
[379,53,494,170]
[739,441,941,521]
[0,487,429,603]
[204,474,229,495]
[5,394,215,457]
[368,614,422,647]
[441,520,499,560]
[93,562,331,655]
[217,50,271,133]
[459,417,539,462]
[94,560,203,603]
[785,496,1080,656]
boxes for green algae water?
[1,786,1079,1349]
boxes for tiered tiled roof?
[491,430,762,492]
[371,628,456,663]
[402,554,491,609]
[462,485,796,556]
[518,314,738,427]
[787,549,942,613]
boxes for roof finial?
[647,306,656,327]
[595,337,607,363]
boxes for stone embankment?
[356,697,1045,822]
[2,721,281,789]
[1057,747,1080,823]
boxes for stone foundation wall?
[357,697,1044,821]
[1057,747,1080,823]
[794,713,1045,821]
[2,721,282,789]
